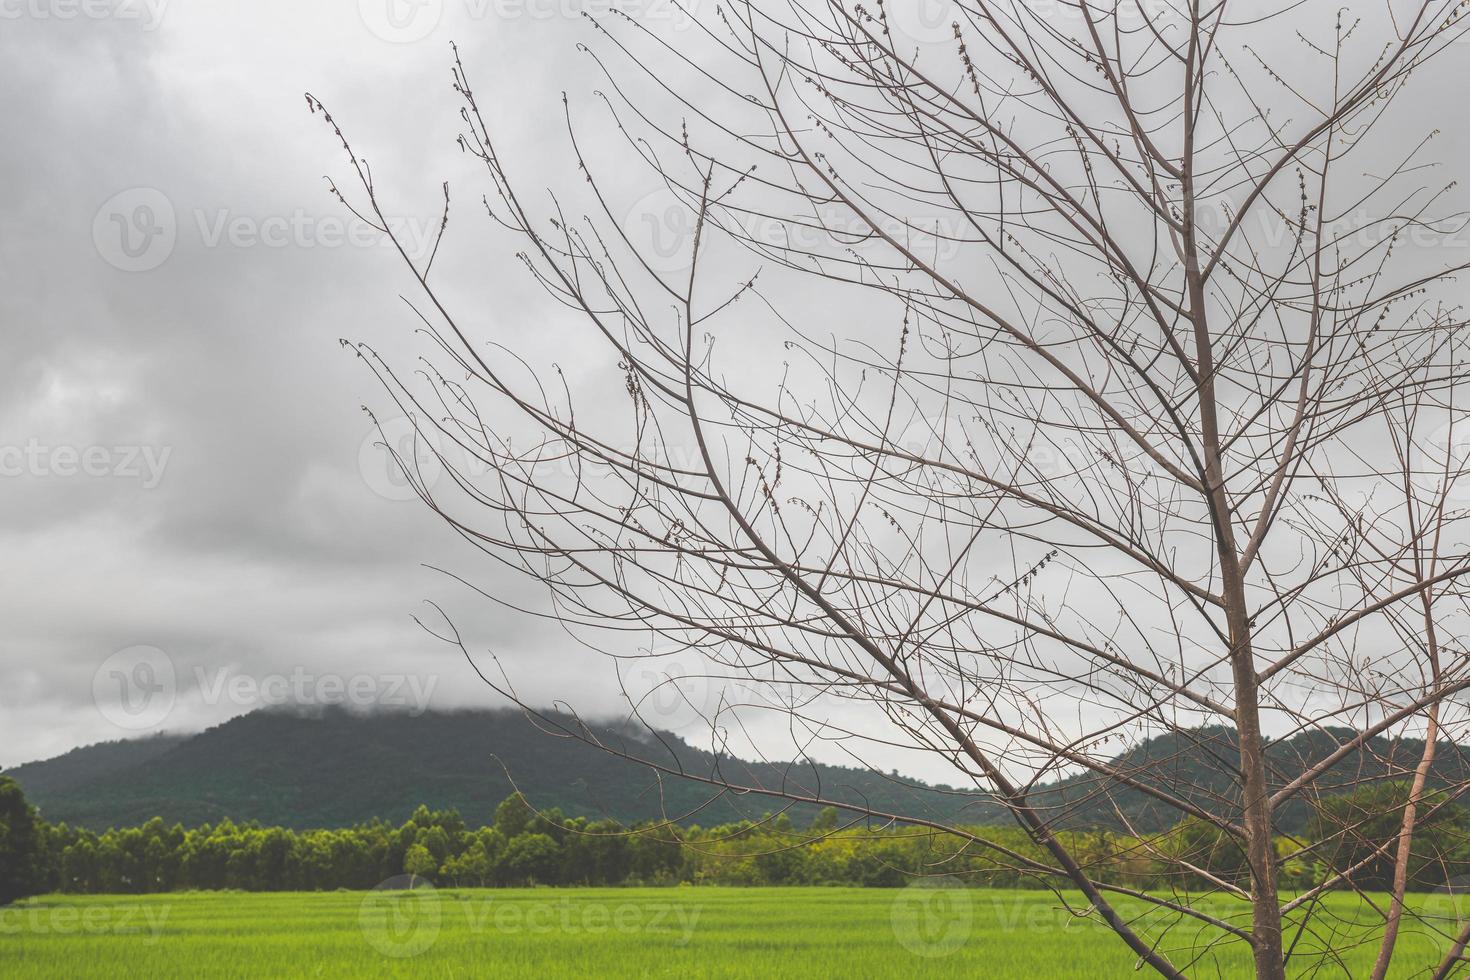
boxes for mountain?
[1029,725,1470,835]
[10,710,1467,835]
[5,732,188,800]
[4,707,998,831]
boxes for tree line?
[5,776,1470,901]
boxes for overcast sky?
[0,0,670,768]
[1,0,937,776]
[4,0,1467,783]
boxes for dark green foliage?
[502,833,560,884]
[16,795,774,893]
[14,711,1470,838]
[1163,816,1252,889]
[1033,727,1470,835]
[5,707,994,831]
[15,787,1470,896]
[1308,782,1470,891]
[15,710,1470,899]
[0,776,45,904]
[494,792,535,839]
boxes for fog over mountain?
[0,4,815,773]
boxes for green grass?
[2,887,1466,977]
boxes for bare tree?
[311,0,1470,974]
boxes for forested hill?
[9,710,1468,834]
[1030,726,1470,835]
[3,707,998,831]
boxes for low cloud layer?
[0,2,636,767]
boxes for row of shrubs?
[4,776,1469,900]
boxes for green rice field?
[2,886,1467,977]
